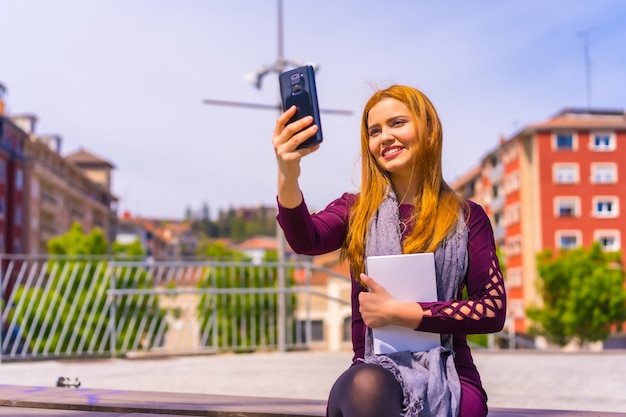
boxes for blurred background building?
[452,108,626,334]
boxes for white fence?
[0,255,351,361]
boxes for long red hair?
[342,85,465,279]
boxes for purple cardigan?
[277,192,506,395]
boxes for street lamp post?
[243,0,307,353]
[203,0,351,352]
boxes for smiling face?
[367,98,418,180]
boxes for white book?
[365,253,441,354]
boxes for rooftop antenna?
[577,29,593,108]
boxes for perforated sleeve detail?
[419,247,506,335]
[429,253,504,320]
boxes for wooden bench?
[0,385,624,416]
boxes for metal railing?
[0,255,525,362]
[0,255,352,361]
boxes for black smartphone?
[278,65,323,149]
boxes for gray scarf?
[363,189,468,417]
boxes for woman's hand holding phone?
[274,65,323,208]
[273,105,320,167]
[272,105,320,209]
[278,65,323,149]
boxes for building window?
[503,171,520,195]
[343,316,352,342]
[556,230,581,249]
[504,202,521,226]
[15,168,23,190]
[299,320,324,342]
[553,163,579,184]
[506,267,523,288]
[594,230,621,252]
[505,235,522,256]
[492,211,500,225]
[590,132,616,151]
[553,133,576,150]
[310,320,324,341]
[15,204,23,225]
[509,299,526,319]
[591,163,617,184]
[461,181,476,199]
[592,196,619,218]
[554,197,580,218]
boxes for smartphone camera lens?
[290,73,301,86]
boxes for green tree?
[9,223,166,356]
[113,237,145,257]
[184,205,193,222]
[189,204,277,241]
[196,243,297,350]
[527,243,626,347]
[195,240,248,261]
[47,222,108,255]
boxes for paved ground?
[0,350,624,413]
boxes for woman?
[272,85,506,417]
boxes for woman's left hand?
[358,273,424,329]
[358,274,398,328]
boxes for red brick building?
[0,87,118,256]
[0,108,28,254]
[453,108,626,334]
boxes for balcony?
[71,208,85,220]
[40,192,59,213]
[493,225,506,241]
[490,164,504,181]
[491,195,505,212]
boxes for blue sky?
[1,0,625,219]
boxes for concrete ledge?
[0,385,625,417]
